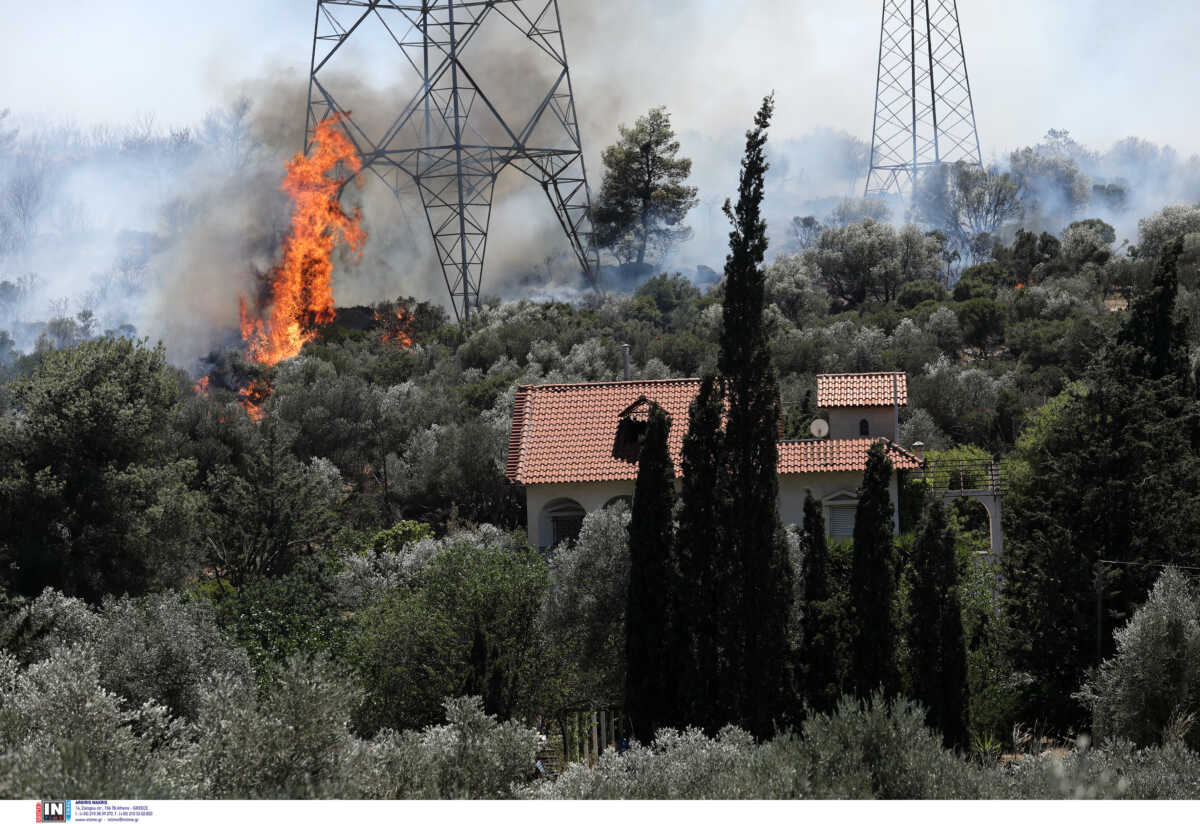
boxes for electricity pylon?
[306,1,600,321]
[865,0,982,196]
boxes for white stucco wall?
[524,471,901,547]
[779,471,901,537]
[827,407,898,440]
[526,480,637,548]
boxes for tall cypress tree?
[624,404,676,741]
[906,497,969,749]
[800,491,840,715]
[1118,235,1186,382]
[849,442,899,699]
[675,375,731,734]
[717,94,794,739]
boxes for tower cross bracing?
[865,0,982,196]
[306,0,599,321]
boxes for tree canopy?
[593,106,699,266]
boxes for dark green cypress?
[716,94,794,739]
[624,404,676,741]
[906,498,969,749]
[1119,235,1185,382]
[675,374,730,734]
[800,491,840,715]
[849,442,899,699]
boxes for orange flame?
[193,375,211,394]
[378,307,414,348]
[240,115,366,368]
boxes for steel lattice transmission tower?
[306,1,599,321]
[864,0,982,196]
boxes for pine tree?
[593,106,700,266]
[717,94,794,738]
[675,374,730,733]
[624,404,677,741]
[849,442,899,699]
[906,498,969,749]
[800,491,840,715]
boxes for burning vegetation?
[195,115,369,418]
[239,114,366,367]
[377,306,414,347]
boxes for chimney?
[622,343,631,380]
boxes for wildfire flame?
[240,115,366,367]
[378,307,414,348]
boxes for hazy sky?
[3,0,1198,160]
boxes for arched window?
[859,418,870,436]
[540,498,586,548]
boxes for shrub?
[529,694,987,800]
[797,693,982,798]
[540,504,630,706]
[526,726,773,799]
[413,696,541,799]
[352,529,549,733]
[184,655,365,798]
[0,646,189,798]
[205,554,350,683]
[897,279,948,309]
[1077,567,1200,750]
[86,592,252,720]
[368,520,435,553]
[0,589,101,664]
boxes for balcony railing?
[920,458,1008,496]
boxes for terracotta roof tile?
[507,378,920,485]
[817,371,908,408]
[778,438,922,473]
[506,379,701,485]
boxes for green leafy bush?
[351,529,549,733]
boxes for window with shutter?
[828,505,857,538]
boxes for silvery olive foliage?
[85,592,253,720]
[1077,567,1200,751]
[0,587,544,799]
[541,503,631,706]
[3,606,1198,800]
[333,523,516,609]
[0,645,192,799]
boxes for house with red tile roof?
[506,371,919,548]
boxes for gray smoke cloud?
[4,1,1200,366]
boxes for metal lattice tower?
[864,0,982,196]
[306,1,599,321]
